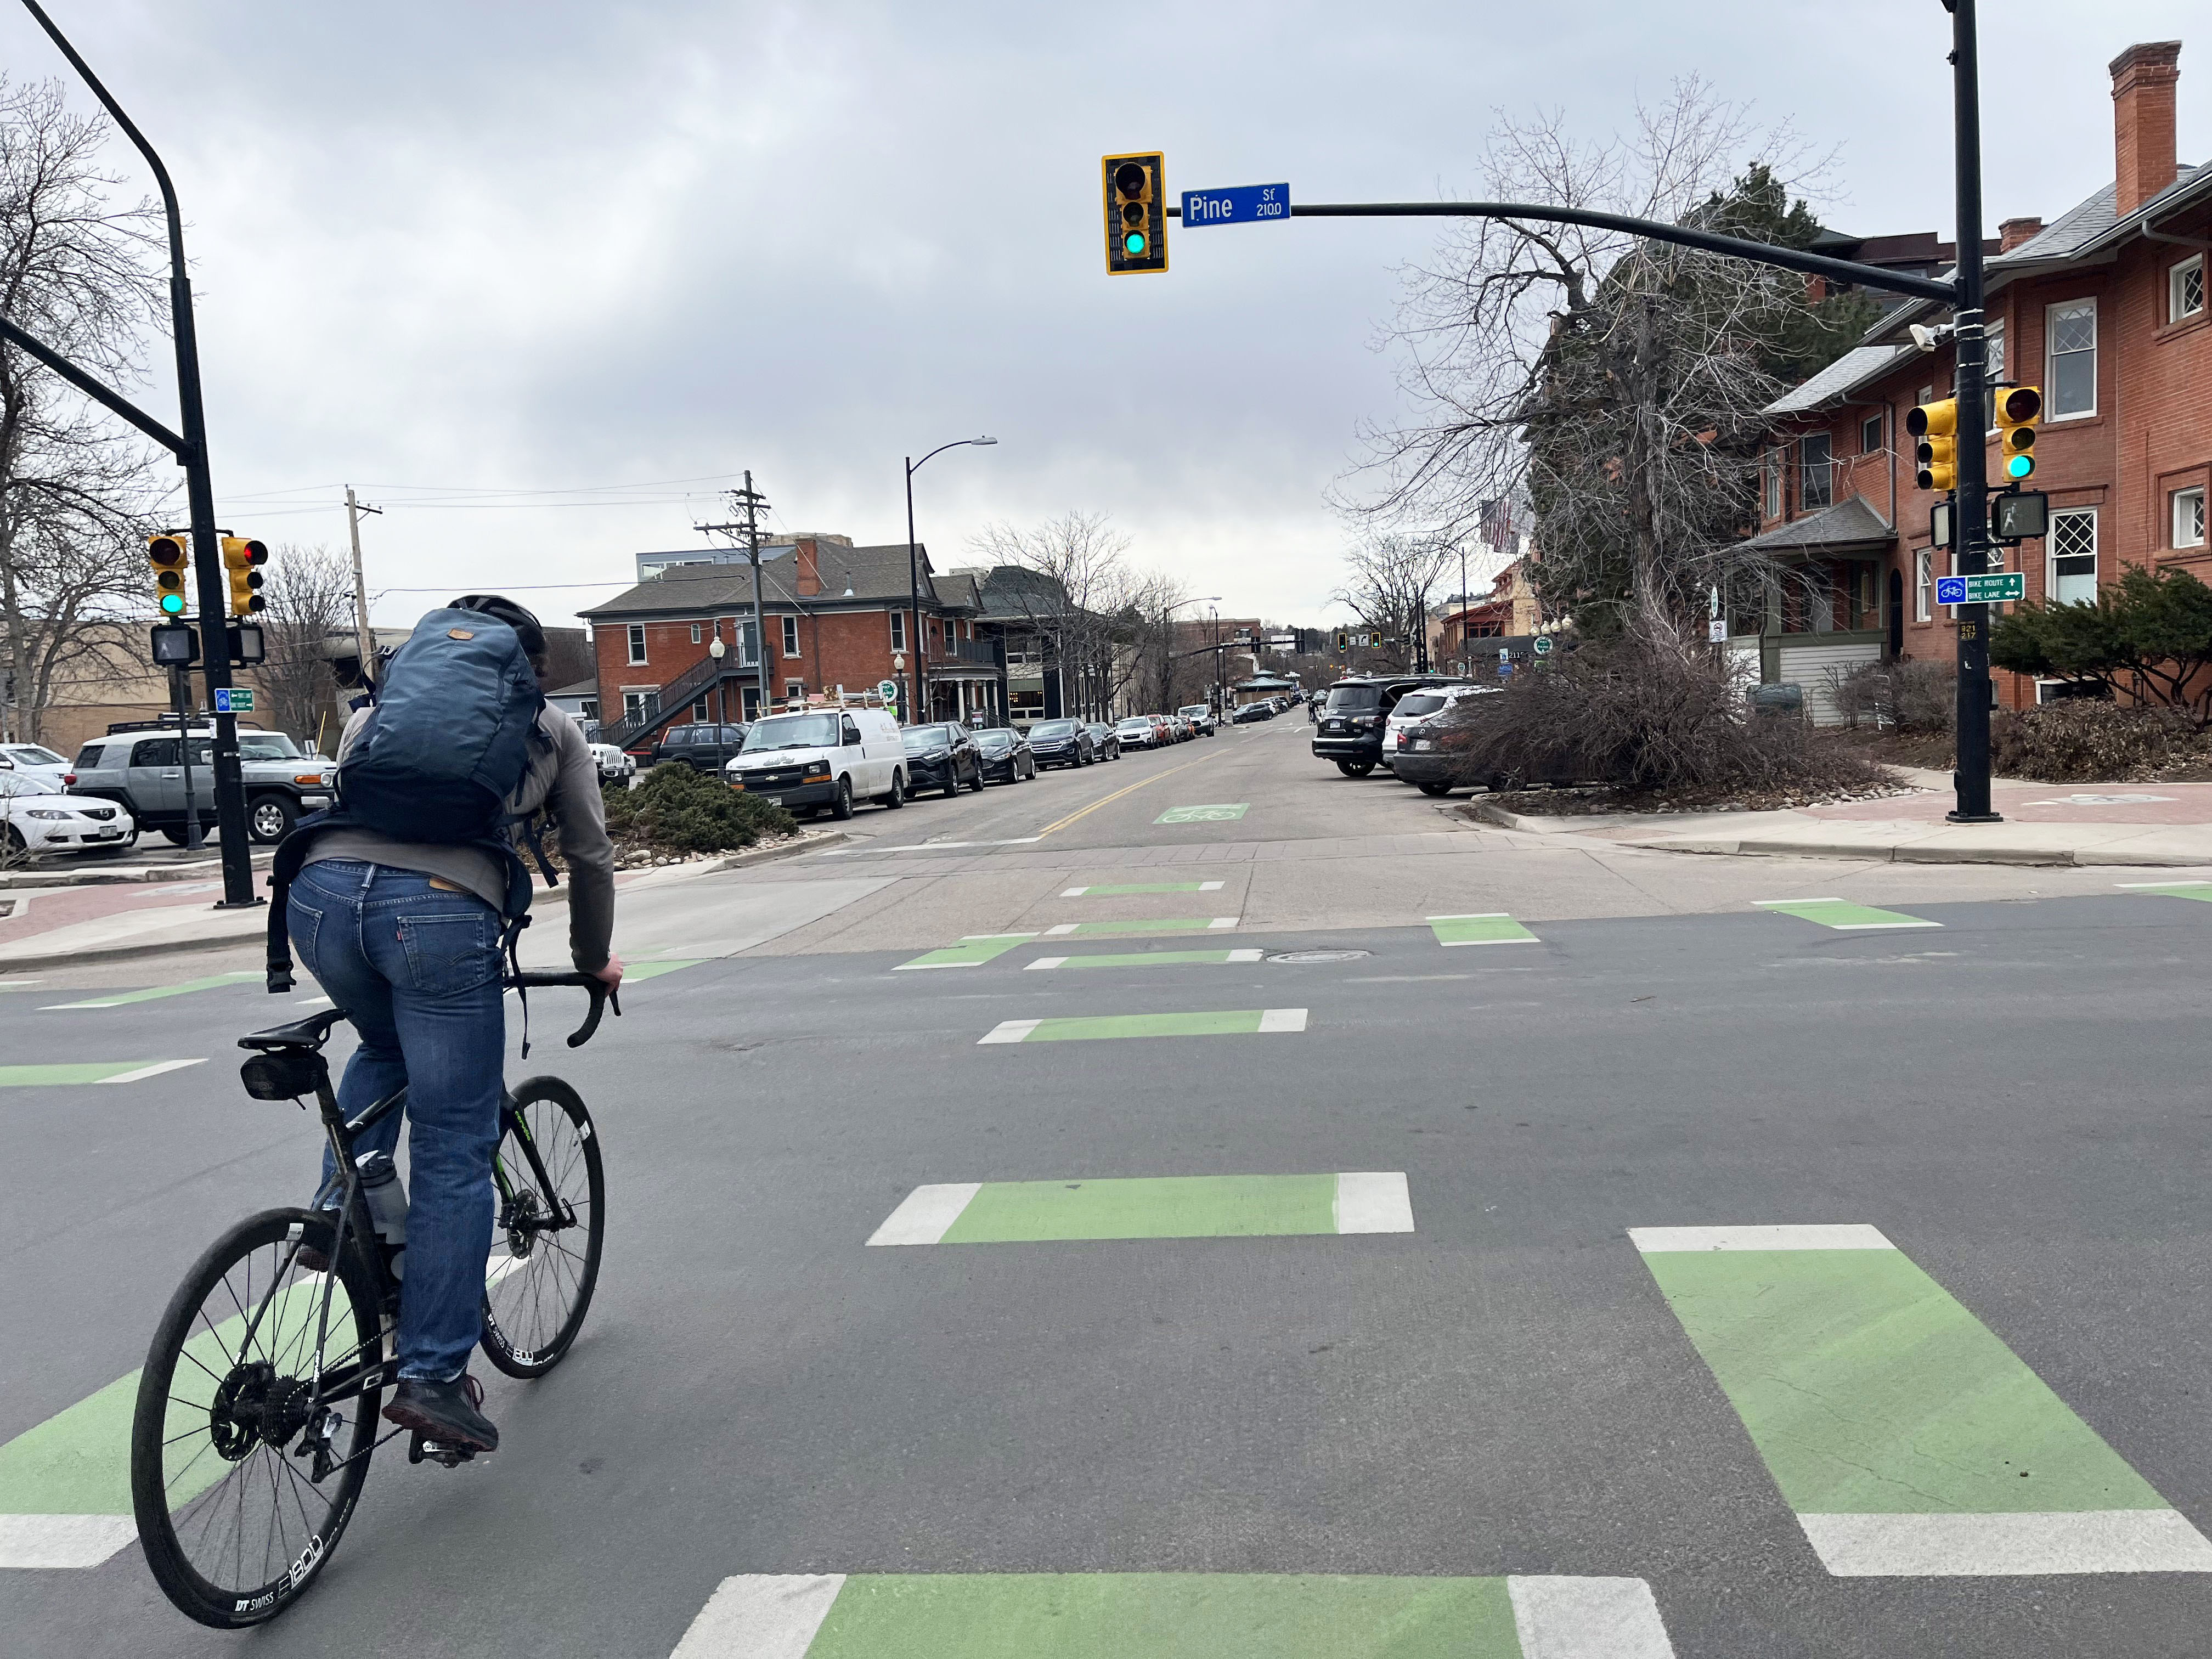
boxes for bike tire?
[480,1076,606,1379]
[131,1207,384,1629]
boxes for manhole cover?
[1265,949,1372,964]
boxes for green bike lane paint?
[623,958,709,983]
[866,1172,1414,1245]
[1059,881,1226,896]
[668,1571,1677,1658]
[41,971,261,1009]
[1427,913,1539,947]
[2116,879,2212,902]
[979,1009,1306,1043]
[1025,949,1263,970]
[894,935,1039,970]
[1753,898,1940,931]
[0,1058,205,1087]
[1631,1224,2212,1576]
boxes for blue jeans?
[289,860,506,1383]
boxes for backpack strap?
[264,808,349,994]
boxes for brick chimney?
[2111,41,2182,217]
[793,537,821,597]
[1998,216,2044,252]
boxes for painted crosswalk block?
[2115,879,2212,903]
[1632,1224,2212,1576]
[1042,918,1238,936]
[1155,803,1249,823]
[895,934,1038,970]
[1427,913,1538,947]
[669,1571,1677,1658]
[867,1172,1413,1244]
[1060,881,1225,896]
[1026,950,1262,970]
[1753,898,1941,932]
[0,1059,205,1087]
[41,971,260,1009]
[980,1009,1306,1044]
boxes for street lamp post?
[1160,595,1221,714]
[906,436,997,724]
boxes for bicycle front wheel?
[481,1075,605,1378]
[131,1207,385,1628]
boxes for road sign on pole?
[1180,183,1291,226]
[877,678,899,704]
[1532,636,1553,657]
[213,686,254,714]
[1936,572,2023,606]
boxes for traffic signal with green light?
[1995,385,2041,482]
[221,535,267,616]
[1103,152,1167,275]
[1908,397,1959,492]
[148,532,190,616]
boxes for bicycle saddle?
[239,1008,348,1051]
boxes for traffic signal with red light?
[1103,152,1168,275]
[148,532,190,617]
[1908,397,1959,492]
[1995,385,2041,482]
[221,535,267,616]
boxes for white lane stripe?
[1629,1223,1893,1253]
[978,1019,1041,1045]
[671,1572,847,1657]
[1024,957,1069,971]
[961,933,1036,941]
[866,1183,983,1246]
[1200,881,1224,890]
[485,1254,529,1288]
[1224,949,1263,963]
[1797,1510,2212,1577]
[1427,912,1511,920]
[1507,1575,1676,1658]
[2116,879,2212,888]
[0,1513,139,1570]
[1334,1172,1414,1234]
[1831,921,1944,930]
[96,1058,206,1085]
[1060,887,1087,896]
[1044,923,1079,936]
[1206,917,1238,929]
[1756,897,1844,904]
[1256,1007,1308,1032]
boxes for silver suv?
[70,726,334,846]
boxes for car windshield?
[1179,707,1207,718]
[901,725,954,751]
[1325,686,1383,713]
[1031,720,1078,737]
[976,731,1013,751]
[6,744,65,766]
[1115,719,1149,730]
[236,734,303,760]
[743,713,840,751]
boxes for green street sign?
[1532,636,1553,656]
[1964,572,2025,603]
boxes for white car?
[1114,716,1159,750]
[1177,704,1218,736]
[588,742,636,782]
[0,742,72,789]
[1382,685,1485,771]
[0,770,136,855]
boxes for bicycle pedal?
[405,1431,476,1468]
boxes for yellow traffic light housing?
[1103,152,1168,275]
[147,532,190,617]
[1995,384,2041,481]
[1908,397,1960,492]
[221,535,267,616]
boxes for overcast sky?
[5,1,2204,631]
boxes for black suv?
[900,723,985,797]
[647,722,748,771]
[1311,676,1468,777]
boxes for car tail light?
[62,772,76,786]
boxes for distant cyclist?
[274,594,618,1454]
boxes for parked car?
[898,721,985,797]
[1177,704,1218,737]
[1311,675,1469,777]
[974,726,1036,784]
[1391,688,1582,795]
[1026,718,1097,769]
[1231,702,1273,724]
[725,707,907,817]
[1113,715,1159,751]
[70,726,334,844]
[0,742,73,789]
[1,769,136,855]
[648,721,749,772]
[1083,722,1122,760]
[1381,684,1481,770]
[588,742,636,783]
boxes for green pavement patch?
[1754,898,1941,931]
[1155,803,1249,823]
[1060,881,1225,896]
[1427,913,1538,947]
[1632,1223,2212,1575]
[894,934,1037,970]
[2115,881,2212,903]
[1041,918,1237,937]
[0,1059,203,1087]
[1026,949,1262,970]
[980,1008,1305,1043]
[42,972,259,1009]
[620,957,706,983]
[868,1172,1412,1244]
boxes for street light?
[906,436,997,725]
[1161,594,1221,718]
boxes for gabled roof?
[1739,494,1895,554]
[579,541,950,619]
[1763,344,1915,415]
[546,678,597,698]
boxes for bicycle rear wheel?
[131,1207,385,1628]
[481,1075,605,1379]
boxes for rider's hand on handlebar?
[592,953,623,991]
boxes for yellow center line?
[1035,755,1213,838]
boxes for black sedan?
[975,726,1036,783]
[1025,718,1097,769]
[900,723,985,797]
[1083,723,1121,760]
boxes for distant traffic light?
[147,532,189,617]
[1332,628,1348,654]
[221,535,267,616]
[1995,385,2042,482]
[1908,397,1959,493]
[1102,152,1168,275]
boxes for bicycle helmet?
[449,593,546,658]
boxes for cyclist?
[287,595,619,1454]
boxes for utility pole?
[343,486,381,693]
[697,472,773,720]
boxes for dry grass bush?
[1990,701,2209,782]
[1824,658,1956,732]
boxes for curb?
[1614,835,2212,868]
[0,851,276,890]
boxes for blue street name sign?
[1180,183,1291,227]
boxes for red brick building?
[1746,39,2209,717]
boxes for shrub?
[1989,701,2205,781]
[1822,657,1955,733]
[600,764,795,856]
[1989,565,2212,724]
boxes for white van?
[724,706,908,818]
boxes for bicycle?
[127,970,617,1628]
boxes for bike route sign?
[1935,572,2025,605]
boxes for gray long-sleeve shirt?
[304,707,617,973]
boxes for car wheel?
[968,768,985,793]
[158,826,192,846]
[830,776,855,820]
[1336,760,1375,778]
[247,793,297,843]
[2,825,25,856]
[881,771,905,809]
[943,775,961,799]
[1417,780,1456,797]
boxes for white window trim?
[781,616,801,658]
[1914,549,1933,623]
[1860,411,1884,456]
[1801,433,1833,510]
[889,612,907,652]
[626,624,648,665]
[2174,485,2207,550]
[2047,506,2099,604]
[2045,298,2097,421]
[690,623,702,645]
[2171,253,2205,324]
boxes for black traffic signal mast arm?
[12,0,259,902]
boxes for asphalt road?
[5,719,2211,1657]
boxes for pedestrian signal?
[1103,152,1168,275]
[1908,398,1959,493]
[1995,385,2041,481]
[148,532,189,617]
[221,535,267,616]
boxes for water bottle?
[356,1152,408,1280]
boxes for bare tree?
[0,77,167,744]
[970,511,1144,719]
[1332,534,1455,673]
[256,541,353,747]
